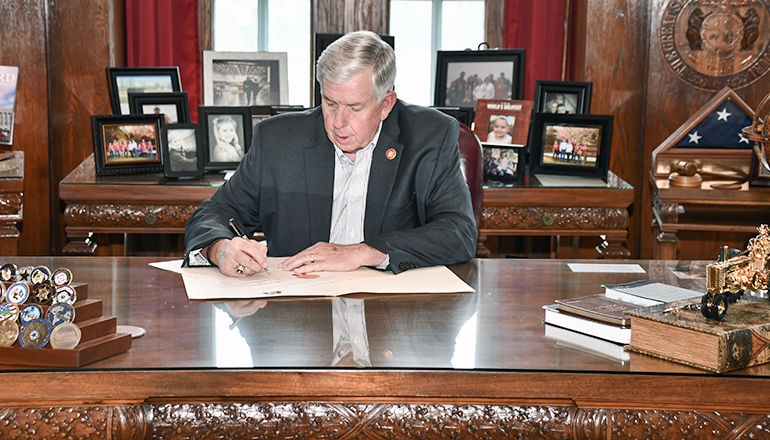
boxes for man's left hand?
[277,242,386,273]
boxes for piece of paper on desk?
[151,258,475,300]
[535,174,608,187]
[568,263,646,273]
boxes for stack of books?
[543,280,703,363]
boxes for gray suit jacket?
[184,100,477,273]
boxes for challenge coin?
[6,282,30,305]
[32,281,55,306]
[19,304,43,326]
[0,281,5,302]
[54,285,77,305]
[46,302,75,328]
[16,265,34,282]
[0,303,19,322]
[19,318,51,348]
[29,266,52,285]
[51,268,73,287]
[0,320,18,346]
[0,263,16,282]
[50,323,81,349]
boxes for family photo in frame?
[107,67,182,115]
[91,114,164,175]
[533,80,592,115]
[473,99,533,147]
[529,113,613,179]
[203,51,288,107]
[483,145,524,184]
[434,49,525,110]
[161,123,204,178]
[199,106,252,172]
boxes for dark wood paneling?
[0,2,49,255]
[484,0,505,49]
[639,0,770,259]
[313,0,388,34]
[47,0,124,255]
[571,0,649,258]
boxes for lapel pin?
[386,148,397,160]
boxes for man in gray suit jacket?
[184,30,476,275]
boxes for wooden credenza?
[1,257,769,440]
[478,171,634,259]
[59,154,224,255]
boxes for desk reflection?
[220,291,479,368]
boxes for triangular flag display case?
[651,87,755,180]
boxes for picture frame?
[749,149,770,187]
[203,51,288,107]
[432,106,475,128]
[473,99,533,147]
[434,49,525,110]
[161,123,205,178]
[528,113,613,179]
[107,67,182,115]
[312,33,395,107]
[128,91,191,124]
[533,80,592,115]
[483,144,525,184]
[199,106,252,172]
[91,114,164,175]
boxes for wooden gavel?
[675,161,747,181]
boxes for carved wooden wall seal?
[660,0,770,90]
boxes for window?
[214,0,311,107]
[390,0,485,106]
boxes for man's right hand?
[208,237,270,277]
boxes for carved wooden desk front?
[59,155,223,255]
[478,171,634,258]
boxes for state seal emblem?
[660,0,770,90]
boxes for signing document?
[151,258,474,301]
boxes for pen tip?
[265,267,272,275]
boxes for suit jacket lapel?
[306,117,335,243]
[365,110,403,238]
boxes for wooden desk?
[650,172,770,260]
[59,154,224,255]
[478,171,634,259]
[0,151,23,255]
[2,257,769,439]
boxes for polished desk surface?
[0,256,762,376]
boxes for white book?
[542,304,631,345]
[544,324,630,363]
[602,280,702,307]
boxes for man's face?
[321,69,396,158]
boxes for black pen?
[229,218,272,275]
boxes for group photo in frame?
[434,49,525,110]
[533,80,592,115]
[91,114,164,175]
[199,106,252,172]
[473,99,533,147]
[528,113,613,179]
[483,144,525,184]
[128,91,190,124]
[107,67,182,115]
[203,51,288,107]
[161,123,204,178]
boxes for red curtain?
[504,0,569,101]
[126,0,202,123]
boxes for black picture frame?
[313,33,395,107]
[749,149,770,187]
[199,106,252,172]
[432,106,475,128]
[107,67,182,115]
[91,114,164,175]
[528,113,613,179]
[483,144,525,184]
[434,49,525,111]
[533,80,592,115]
[128,91,191,124]
[161,123,205,178]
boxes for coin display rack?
[0,265,132,367]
